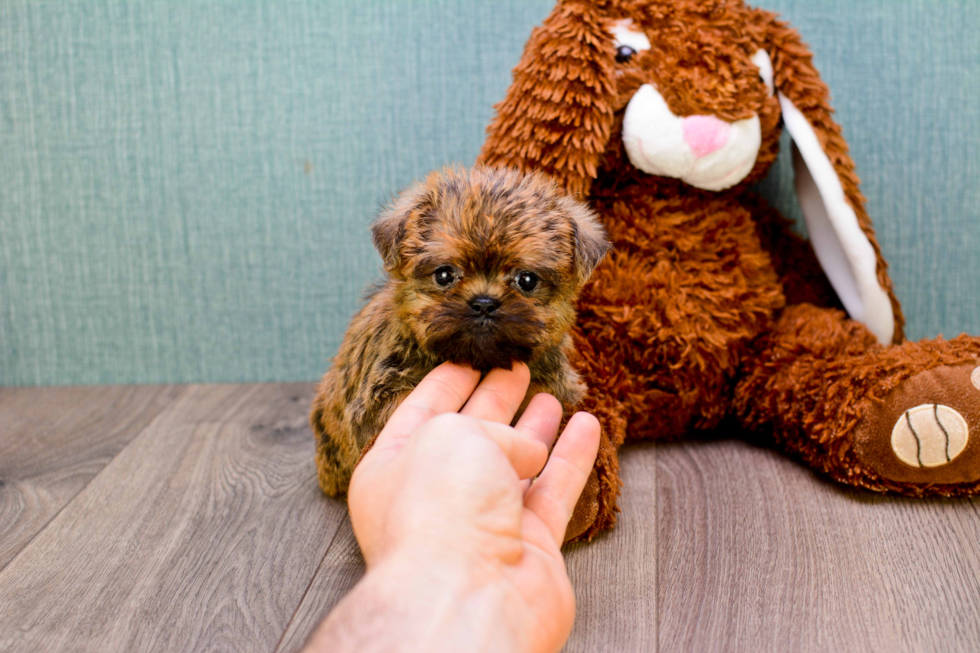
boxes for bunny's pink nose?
[682,115,731,158]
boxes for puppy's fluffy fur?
[311,165,610,496]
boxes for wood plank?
[275,519,364,653]
[0,382,350,653]
[656,437,980,652]
[14,379,970,653]
[0,385,184,571]
[563,443,658,653]
[275,444,660,653]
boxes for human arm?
[302,362,601,653]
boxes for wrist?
[308,544,526,653]
[376,545,524,651]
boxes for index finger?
[371,362,481,455]
[460,363,531,424]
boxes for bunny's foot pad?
[854,364,980,484]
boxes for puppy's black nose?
[468,295,501,316]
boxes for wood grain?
[275,518,365,653]
[2,384,979,652]
[277,444,662,653]
[563,443,659,653]
[0,382,349,653]
[656,436,980,653]
[0,385,183,571]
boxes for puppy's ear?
[751,10,904,345]
[477,0,617,199]
[559,196,610,283]
[370,180,432,272]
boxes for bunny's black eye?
[615,45,636,63]
[434,266,457,287]
[516,271,539,292]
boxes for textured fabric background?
[1,0,978,387]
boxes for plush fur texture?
[478,0,980,541]
[311,166,609,497]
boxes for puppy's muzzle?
[468,295,501,317]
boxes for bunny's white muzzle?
[622,84,761,192]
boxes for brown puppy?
[310,165,610,497]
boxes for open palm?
[346,362,600,653]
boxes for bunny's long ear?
[756,12,905,345]
[477,0,617,199]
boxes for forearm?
[303,548,522,653]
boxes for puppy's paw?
[854,363,980,486]
[315,439,356,498]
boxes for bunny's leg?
[576,195,789,443]
[562,331,629,543]
[734,303,980,494]
[561,195,789,541]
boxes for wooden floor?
[1,384,979,652]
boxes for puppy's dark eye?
[615,45,636,63]
[516,271,539,292]
[434,266,456,287]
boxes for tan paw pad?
[891,404,969,468]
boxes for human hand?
[305,362,600,653]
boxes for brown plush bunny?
[478,0,980,542]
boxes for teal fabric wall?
[1,0,978,387]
